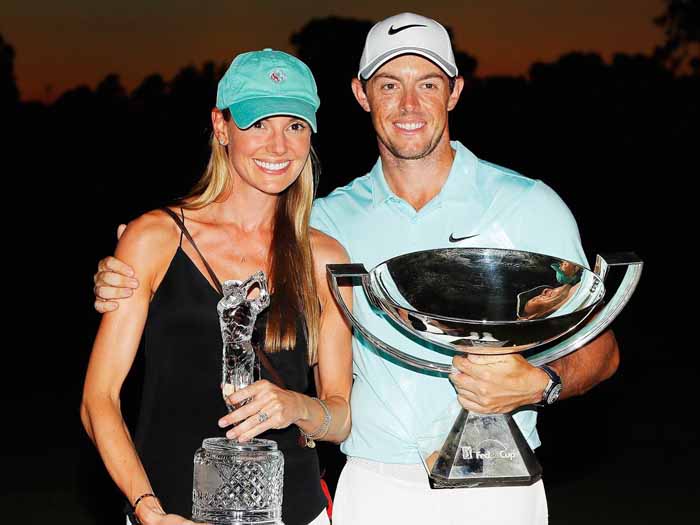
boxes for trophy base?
[191,507,283,525]
[420,409,542,489]
[192,438,284,524]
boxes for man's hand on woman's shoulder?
[93,213,174,313]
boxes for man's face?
[354,55,462,160]
[522,284,573,319]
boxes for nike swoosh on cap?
[388,24,427,35]
[449,233,479,243]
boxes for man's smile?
[394,121,426,132]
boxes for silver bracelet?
[300,397,331,448]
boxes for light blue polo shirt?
[311,141,587,464]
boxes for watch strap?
[537,365,562,406]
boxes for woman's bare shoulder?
[310,228,349,266]
[115,208,181,270]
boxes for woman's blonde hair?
[180,110,320,364]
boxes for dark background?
[2,2,698,523]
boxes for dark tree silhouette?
[291,17,377,194]
[654,0,700,73]
[131,73,167,112]
[96,73,127,101]
[0,34,19,115]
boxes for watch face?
[548,383,563,404]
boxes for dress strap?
[161,207,223,295]
[179,208,185,247]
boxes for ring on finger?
[258,411,269,423]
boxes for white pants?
[332,457,548,525]
[308,508,330,525]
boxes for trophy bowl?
[328,247,642,488]
[371,248,604,356]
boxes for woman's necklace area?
[219,225,269,265]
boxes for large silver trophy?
[327,248,642,488]
[192,272,285,524]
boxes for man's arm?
[450,329,619,413]
[549,329,619,400]
[449,178,620,411]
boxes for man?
[94,13,619,524]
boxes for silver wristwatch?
[538,365,562,406]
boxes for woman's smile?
[253,158,292,173]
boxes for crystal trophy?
[327,248,642,488]
[192,271,285,524]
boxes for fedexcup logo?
[269,69,287,83]
[462,439,516,461]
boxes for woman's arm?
[80,211,187,524]
[220,230,353,444]
[297,230,353,443]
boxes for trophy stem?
[425,409,542,489]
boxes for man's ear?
[211,108,229,144]
[351,78,371,113]
[447,76,465,112]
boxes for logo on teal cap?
[269,69,287,83]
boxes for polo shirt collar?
[369,157,394,206]
[370,140,479,207]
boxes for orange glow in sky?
[2,0,665,102]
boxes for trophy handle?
[327,264,454,375]
[527,252,643,366]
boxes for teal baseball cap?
[216,49,320,132]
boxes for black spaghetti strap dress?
[131,208,326,525]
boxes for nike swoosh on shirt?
[449,233,480,243]
[388,24,427,35]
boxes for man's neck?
[379,135,456,211]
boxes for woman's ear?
[212,108,229,146]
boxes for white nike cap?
[358,13,458,80]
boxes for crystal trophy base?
[418,410,542,489]
[192,438,284,525]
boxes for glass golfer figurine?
[192,271,285,524]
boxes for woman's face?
[223,114,312,196]
[559,260,578,278]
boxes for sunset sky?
[3,0,666,102]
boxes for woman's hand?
[155,515,201,525]
[218,380,307,442]
[141,513,201,525]
[134,498,202,525]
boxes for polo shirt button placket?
[389,197,415,221]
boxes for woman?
[81,49,352,525]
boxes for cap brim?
[228,97,318,132]
[359,47,458,80]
